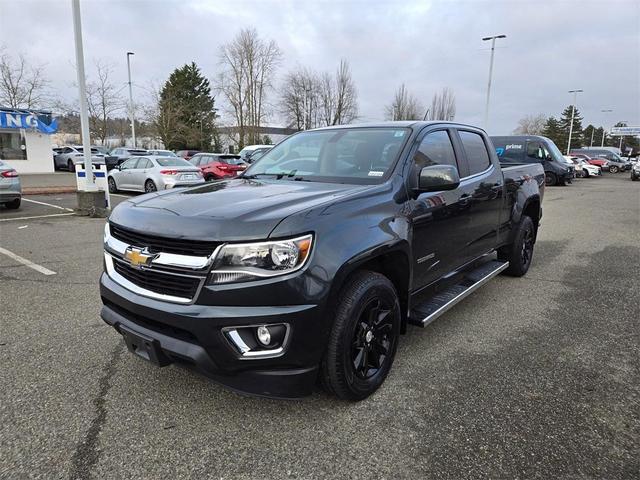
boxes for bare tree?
[513,113,547,135]
[0,48,50,109]
[281,67,321,130]
[384,84,423,121]
[218,28,282,148]
[427,87,456,121]
[86,61,123,144]
[323,59,358,125]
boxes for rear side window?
[526,142,545,161]
[459,131,491,175]
[414,130,457,169]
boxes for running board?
[408,260,509,328]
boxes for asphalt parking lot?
[1,175,638,479]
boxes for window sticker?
[368,170,384,177]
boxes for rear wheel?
[144,179,157,193]
[67,160,75,173]
[583,169,589,178]
[205,174,214,182]
[609,165,619,173]
[498,215,535,277]
[544,172,557,186]
[4,198,21,209]
[320,271,401,401]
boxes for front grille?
[113,259,201,299]
[110,223,219,257]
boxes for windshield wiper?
[241,170,299,180]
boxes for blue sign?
[0,111,58,134]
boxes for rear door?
[453,129,504,264]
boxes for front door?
[409,128,471,290]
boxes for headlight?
[209,234,313,284]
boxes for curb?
[23,187,78,195]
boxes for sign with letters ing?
[0,110,58,134]
[610,126,640,136]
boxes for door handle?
[459,193,471,206]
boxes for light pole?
[482,34,506,131]
[126,52,136,147]
[601,109,613,147]
[566,89,583,155]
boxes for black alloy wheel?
[350,298,395,380]
[498,215,535,277]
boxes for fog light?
[256,326,271,346]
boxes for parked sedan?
[571,153,609,170]
[631,162,640,181]
[189,153,247,180]
[54,146,105,172]
[0,160,21,209]
[107,156,204,193]
[147,149,177,157]
[565,156,601,178]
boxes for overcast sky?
[1,0,638,134]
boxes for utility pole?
[601,109,613,147]
[126,52,136,147]
[566,89,583,155]
[71,0,94,190]
[482,34,506,131]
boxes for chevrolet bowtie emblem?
[124,247,156,269]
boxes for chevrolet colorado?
[101,122,544,400]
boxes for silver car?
[0,160,21,209]
[54,145,105,172]
[147,149,177,157]
[107,156,205,193]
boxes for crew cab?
[189,153,247,180]
[100,122,544,401]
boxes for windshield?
[545,141,565,163]
[244,127,409,183]
[155,157,193,167]
[156,150,176,156]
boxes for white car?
[107,156,204,193]
[564,156,601,178]
[238,144,273,163]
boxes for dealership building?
[0,108,56,174]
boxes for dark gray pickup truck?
[101,121,544,400]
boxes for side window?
[141,159,152,169]
[414,130,457,169]
[526,142,544,161]
[459,131,491,175]
[121,158,139,170]
[193,156,202,165]
[63,147,73,154]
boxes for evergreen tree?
[157,63,216,150]
[542,116,563,149]
[558,105,584,152]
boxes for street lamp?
[482,34,506,131]
[601,109,613,147]
[126,52,136,148]
[566,89,583,155]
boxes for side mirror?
[416,165,460,193]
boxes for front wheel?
[144,179,157,193]
[609,165,619,173]
[498,215,535,277]
[544,172,557,186]
[108,177,118,193]
[320,271,401,401]
[68,160,75,173]
[583,169,590,178]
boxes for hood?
[109,178,370,241]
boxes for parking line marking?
[0,212,76,222]
[110,193,134,198]
[22,198,74,211]
[0,246,56,275]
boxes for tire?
[609,165,619,174]
[320,271,401,401]
[144,179,157,193]
[67,160,75,173]
[498,215,535,277]
[108,177,118,193]
[583,169,589,178]
[4,198,21,209]
[205,174,214,182]
[632,175,638,182]
[544,172,557,186]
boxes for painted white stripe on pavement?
[22,198,74,211]
[0,212,76,222]
[0,246,57,275]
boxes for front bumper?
[100,272,323,398]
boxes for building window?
[0,129,27,160]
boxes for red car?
[189,153,247,180]
[176,150,201,161]
[570,153,609,169]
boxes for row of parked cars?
[491,135,636,186]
